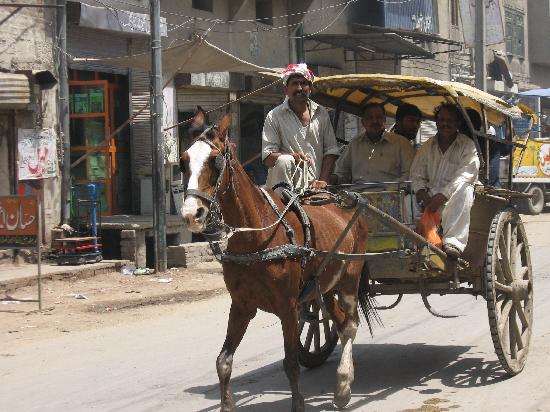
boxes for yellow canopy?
[312,74,523,126]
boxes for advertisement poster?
[18,128,58,180]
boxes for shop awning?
[352,23,461,46]
[307,33,434,59]
[518,88,550,98]
[72,37,281,75]
[0,73,30,109]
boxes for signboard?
[0,196,38,247]
[460,0,504,47]
[385,0,438,33]
[514,140,550,178]
[78,2,168,37]
[17,128,58,180]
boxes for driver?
[262,63,339,192]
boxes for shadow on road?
[185,343,508,411]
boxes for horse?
[180,111,372,411]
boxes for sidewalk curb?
[0,260,130,293]
[87,287,228,312]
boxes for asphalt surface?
[1,214,549,412]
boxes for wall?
[0,3,59,242]
[527,0,550,88]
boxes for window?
[505,8,524,58]
[256,0,273,25]
[450,0,459,27]
[192,0,213,12]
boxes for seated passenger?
[391,103,422,144]
[410,103,480,258]
[329,103,415,185]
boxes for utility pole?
[56,0,71,224]
[150,0,167,273]
[474,0,487,91]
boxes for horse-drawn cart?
[298,74,534,376]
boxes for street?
[1,214,549,412]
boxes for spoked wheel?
[298,295,340,368]
[486,208,534,375]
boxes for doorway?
[69,70,131,215]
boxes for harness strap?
[259,187,297,245]
[209,241,399,265]
[185,189,215,204]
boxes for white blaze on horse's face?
[181,139,212,232]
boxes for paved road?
[2,215,550,412]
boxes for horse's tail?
[357,263,382,336]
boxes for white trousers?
[439,183,475,252]
[265,155,314,193]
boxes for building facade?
[0,2,59,245]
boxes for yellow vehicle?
[511,138,550,214]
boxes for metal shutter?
[67,25,129,74]
[176,88,229,123]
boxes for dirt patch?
[400,398,460,412]
[0,263,226,352]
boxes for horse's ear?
[217,112,232,140]
[191,106,206,129]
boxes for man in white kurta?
[262,64,339,192]
[410,104,480,256]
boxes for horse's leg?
[217,301,256,412]
[280,307,305,412]
[333,289,359,408]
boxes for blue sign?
[385,0,438,33]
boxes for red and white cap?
[281,63,314,85]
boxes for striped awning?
[0,73,30,109]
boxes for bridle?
[183,129,233,236]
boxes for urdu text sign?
[0,197,38,247]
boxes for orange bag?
[417,209,442,248]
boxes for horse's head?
[180,111,232,233]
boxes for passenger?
[410,103,480,258]
[329,103,415,185]
[262,63,339,192]
[391,103,423,144]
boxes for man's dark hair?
[396,103,422,121]
[363,102,385,116]
[463,108,482,131]
[433,102,461,121]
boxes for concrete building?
[0,2,59,246]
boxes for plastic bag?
[417,209,442,248]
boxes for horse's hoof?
[221,401,235,412]
[292,394,305,412]
[333,388,351,409]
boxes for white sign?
[17,128,58,180]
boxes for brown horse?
[180,112,370,411]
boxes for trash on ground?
[121,264,136,275]
[133,267,155,275]
[73,294,88,300]
[150,277,173,283]
[1,300,21,305]
[125,290,141,294]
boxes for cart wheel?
[486,208,533,375]
[298,295,339,368]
